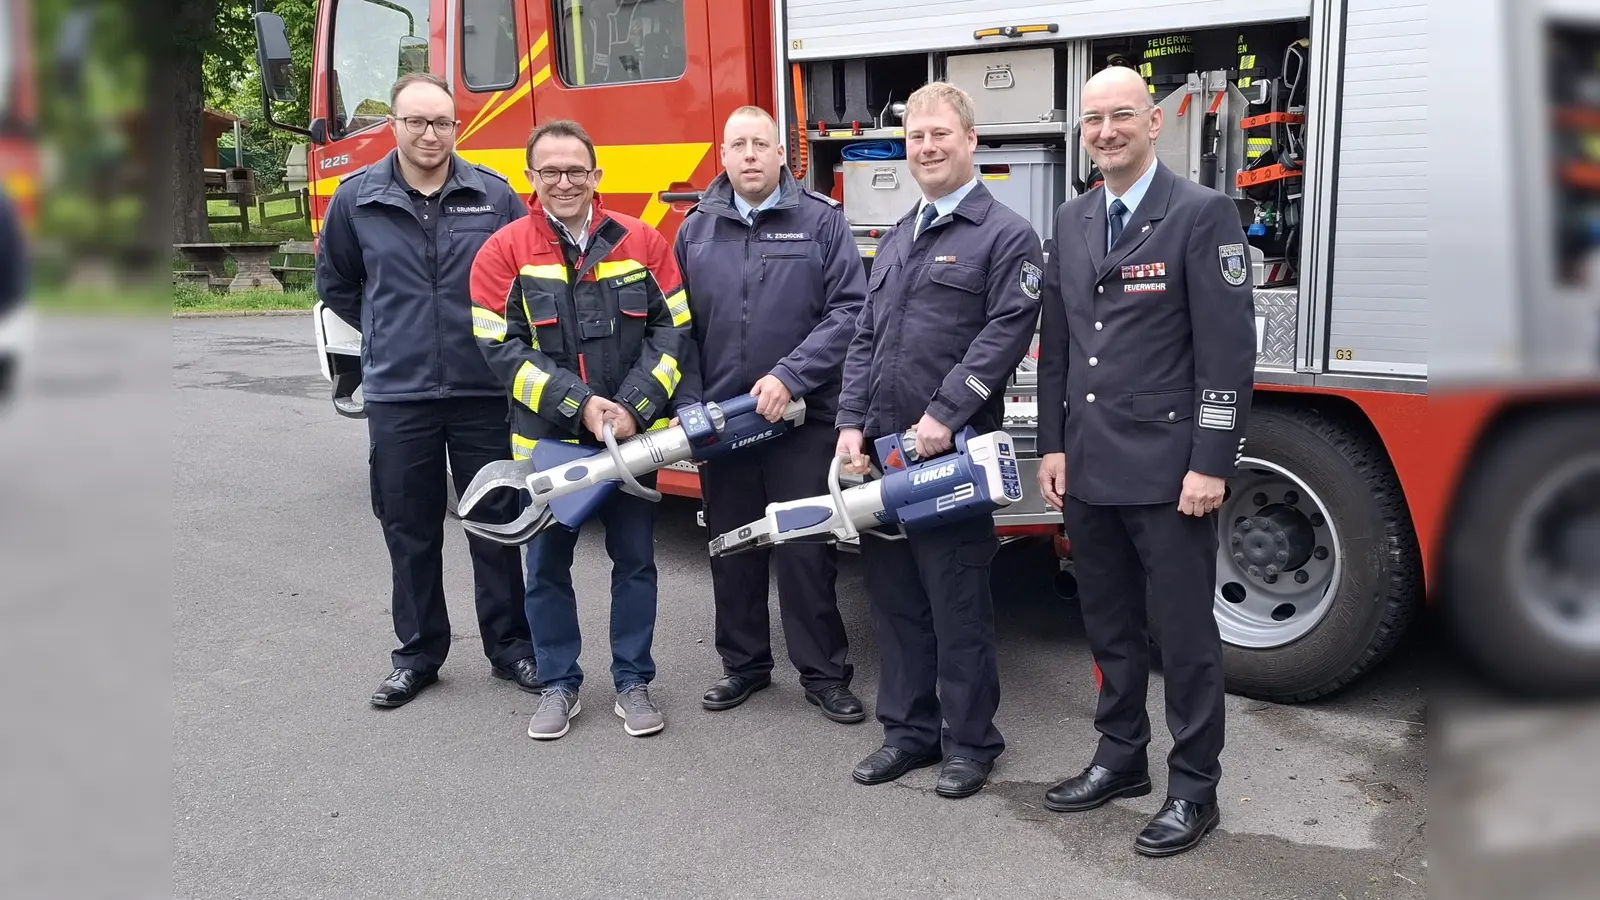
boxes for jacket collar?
[1084,158,1175,277]
[895,177,998,230]
[355,149,487,205]
[697,168,803,223]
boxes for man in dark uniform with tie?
[1035,65,1257,856]
[836,81,1043,799]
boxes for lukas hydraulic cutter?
[708,427,1024,556]
[455,394,806,545]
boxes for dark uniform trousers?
[1065,500,1226,804]
[365,397,532,674]
[700,421,853,690]
[862,506,1004,764]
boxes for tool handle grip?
[603,421,662,503]
[709,394,759,425]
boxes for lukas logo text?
[911,464,957,486]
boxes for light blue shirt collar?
[1106,157,1158,221]
[733,187,781,223]
[918,175,980,226]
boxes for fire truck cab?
[255,0,1600,701]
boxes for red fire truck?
[254,0,1600,702]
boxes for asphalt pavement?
[172,314,1428,900]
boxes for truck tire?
[1213,403,1422,702]
[1445,409,1600,696]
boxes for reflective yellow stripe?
[520,263,569,283]
[647,417,671,432]
[664,286,691,327]
[472,307,508,342]
[511,433,537,461]
[593,259,645,280]
[650,353,681,395]
[513,361,551,411]
[562,396,581,410]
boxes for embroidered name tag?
[761,231,810,241]
[1124,282,1167,293]
[446,204,496,214]
[934,255,959,264]
[1121,262,1167,279]
[607,270,650,288]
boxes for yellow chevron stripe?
[460,142,711,202]
[651,354,681,395]
[459,59,551,146]
[459,33,549,143]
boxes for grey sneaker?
[614,683,665,737]
[527,687,580,740]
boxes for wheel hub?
[1231,504,1315,578]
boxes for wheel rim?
[1214,458,1343,649]
[1508,451,1600,651]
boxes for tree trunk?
[168,1,215,246]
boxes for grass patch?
[172,284,318,314]
[29,283,175,315]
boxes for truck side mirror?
[253,12,297,103]
[398,35,429,76]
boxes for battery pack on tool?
[707,428,1025,556]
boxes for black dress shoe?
[804,684,866,724]
[852,745,941,785]
[1043,764,1153,812]
[701,673,772,710]
[491,657,544,694]
[935,756,994,799]
[370,667,438,708]
[1134,798,1221,857]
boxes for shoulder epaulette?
[803,188,842,208]
[472,163,512,183]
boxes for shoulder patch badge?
[1219,243,1249,287]
[1020,260,1043,300]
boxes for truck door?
[518,0,720,231]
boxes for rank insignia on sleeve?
[1219,243,1249,287]
[1020,260,1042,300]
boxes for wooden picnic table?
[172,241,286,293]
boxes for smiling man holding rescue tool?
[835,81,1043,799]
[672,106,869,724]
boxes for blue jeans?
[524,485,658,694]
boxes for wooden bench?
[273,240,316,287]
[172,242,285,293]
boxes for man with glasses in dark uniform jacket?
[317,73,539,709]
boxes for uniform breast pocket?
[926,263,988,331]
[613,282,650,361]
[522,289,568,359]
[1130,388,1193,424]
[759,249,818,298]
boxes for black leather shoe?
[935,756,994,799]
[1134,798,1221,857]
[852,745,941,785]
[1043,764,1153,812]
[370,667,438,708]
[701,673,772,711]
[491,657,543,694]
[805,684,866,724]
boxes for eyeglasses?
[397,116,458,136]
[1078,108,1152,128]
[533,168,595,185]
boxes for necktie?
[1108,198,1128,253]
[915,202,938,239]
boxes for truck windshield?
[329,0,430,134]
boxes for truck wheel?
[1214,404,1421,702]
[1446,410,1600,696]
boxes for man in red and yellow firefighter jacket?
[468,120,691,742]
